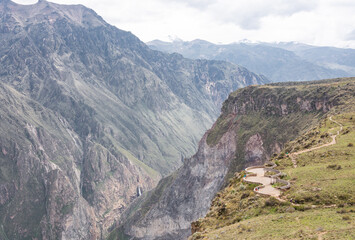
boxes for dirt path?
[290,116,343,168]
[243,167,281,197]
[243,116,343,198]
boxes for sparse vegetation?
[111,78,355,239]
[189,110,355,240]
[212,78,355,181]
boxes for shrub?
[327,164,342,170]
[337,209,347,214]
[294,205,305,211]
[342,129,350,135]
[304,195,314,202]
[264,197,278,207]
[218,204,227,216]
[240,192,249,199]
[293,196,305,204]
[304,143,312,149]
[190,232,203,240]
[232,216,242,223]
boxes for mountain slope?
[297,47,355,76]
[0,0,266,238]
[0,70,158,239]
[112,77,355,240]
[189,109,355,240]
[265,42,355,76]
[0,0,266,174]
[147,40,351,82]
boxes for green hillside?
[109,78,355,239]
[190,91,355,239]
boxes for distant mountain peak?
[168,35,183,42]
[148,39,353,82]
[0,1,267,238]
[1,0,106,28]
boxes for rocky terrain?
[0,0,266,239]
[189,84,355,240]
[112,78,355,239]
[147,39,353,82]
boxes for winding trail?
[243,167,281,197]
[243,116,342,198]
[290,116,343,168]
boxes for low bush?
[327,164,342,170]
[264,197,279,207]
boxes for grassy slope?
[208,78,355,181]
[282,113,355,207]
[190,82,355,239]
[107,78,355,240]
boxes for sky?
[12,0,355,48]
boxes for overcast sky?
[13,0,355,48]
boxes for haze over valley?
[0,1,354,239]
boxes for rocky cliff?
[114,78,355,239]
[189,80,355,240]
[0,0,266,174]
[0,0,266,239]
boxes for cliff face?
[0,82,157,239]
[0,1,265,239]
[116,78,355,239]
[0,1,267,239]
[0,0,266,175]
[189,82,355,240]
[125,128,237,240]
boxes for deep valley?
[0,1,354,240]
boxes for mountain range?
[0,0,266,239]
[147,39,355,82]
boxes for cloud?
[346,29,355,40]
[169,0,215,9]
[154,0,318,30]
[11,0,355,48]
[203,0,318,30]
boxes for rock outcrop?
[125,128,237,240]
[0,1,266,239]
[115,78,355,240]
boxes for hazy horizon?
[11,0,355,49]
